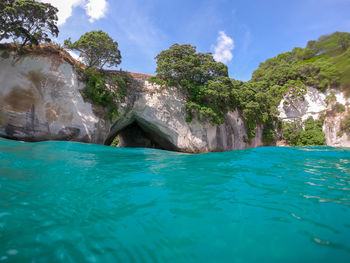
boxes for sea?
[0,137,349,262]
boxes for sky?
[41,0,350,81]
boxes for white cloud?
[84,0,108,23]
[41,0,107,25]
[213,31,234,64]
[41,0,83,25]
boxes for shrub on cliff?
[152,32,349,140]
[153,44,234,124]
[64,31,124,120]
[252,32,350,91]
[81,68,131,120]
[0,0,59,47]
[64,30,121,70]
[235,32,350,139]
[231,81,284,139]
[282,117,326,146]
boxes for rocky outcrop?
[2,47,348,152]
[278,86,350,147]
[105,78,264,152]
[0,49,263,153]
[0,49,111,144]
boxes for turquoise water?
[0,138,350,262]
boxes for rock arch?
[104,113,179,151]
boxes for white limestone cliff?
[1,48,349,152]
[0,49,110,144]
[278,87,350,147]
[0,49,263,153]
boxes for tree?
[155,44,228,85]
[153,43,232,124]
[0,0,59,47]
[64,30,122,69]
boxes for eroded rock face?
[278,87,350,147]
[0,51,110,143]
[2,50,349,151]
[0,51,263,152]
[106,79,264,153]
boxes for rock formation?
[0,48,263,153]
[0,48,111,144]
[0,47,349,152]
[278,87,350,147]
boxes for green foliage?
[152,32,349,140]
[155,44,228,85]
[110,72,132,103]
[262,123,276,143]
[282,117,326,146]
[252,53,340,92]
[232,32,350,139]
[318,111,326,124]
[326,91,346,113]
[0,0,59,47]
[282,120,303,146]
[110,136,119,147]
[332,102,346,113]
[148,76,166,86]
[230,80,284,139]
[340,111,350,135]
[307,32,350,55]
[81,68,131,120]
[298,117,326,146]
[253,32,350,91]
[325,91,336,106]
[65,30,121,69]
[153,43,233,124]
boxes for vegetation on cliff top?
[64,30,122,70]
[0,0,59,47]
[151,32,350,144]
[64,31,126,120]
[0,0,127,122]
[151,44,234,124]
[231,32,349,140]
[0,0,349,146]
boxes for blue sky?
[43,0,350,81]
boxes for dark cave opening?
[108,121,177,151]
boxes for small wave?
[0,139,350,262]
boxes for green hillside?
[152,32,350,144]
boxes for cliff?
[0,46,111,144]
[278,87,350,147]
[1,45,349,152]
[0,47,264,153]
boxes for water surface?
[0,138,350,262]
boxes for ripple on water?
[0,139,350,262]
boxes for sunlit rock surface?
[278,87,350,147]
[0,49,110,144]
[2,48,348,152]
[0,50,263,152]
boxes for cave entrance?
[105,119,178,151]
[114,121,163,149]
